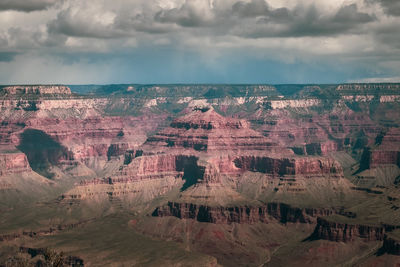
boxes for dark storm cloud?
[333,4,375,23]
[0,0,56,12]
[234,3,375,38]
[368,0,400,16]
[373,24,400,49]
[0,52,18,62]
[151,1,375,38]
[47,7,130,39]
[0,0,399,84]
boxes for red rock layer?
[1,115,160,171]
[370,151,400,167]
[152,202,334,224]
[233,156,343,177]
[117,154,193,177]
[254,110,380,151]
[0,151,31,176]
[370,128,400,168]
[147,107,284,152]
[311,217,386,242]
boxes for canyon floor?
[1,84,400,266]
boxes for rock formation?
[1,83,400,266]
[311,217,386,242]
[2,85,72,95]
[0,147,32,176]
[153,201,334,224]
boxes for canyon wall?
[0,150,31,176]
[311,217,387,242]
[152,201,334,224]
[2,85,72,95]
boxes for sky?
[0,0,399,84]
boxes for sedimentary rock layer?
[152,201,334,224]
[2,85,72,95]
[311,217,386,242]
[0,150,31,176]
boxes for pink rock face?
[312,217,386,242]
[118,154,178,178]
[255,108,380,151]
[370,151,399,167]
[370,128,400,168]
[1,114,162,172]
[147,107,283,152]
[72,107,347,206]
[152,202,334,224]
[233,156,342,177]
[0,151,31,176]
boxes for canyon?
[0,84,400,266]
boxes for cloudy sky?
[0,0,399,84]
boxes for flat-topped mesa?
[146,107,286,152]
[2,85,72,95]
[336,83,400,91]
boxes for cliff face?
[146,107,288,153]
[369,128,400,168]
[152,201,334,224]
[311,217,386,242]
[0,150,31,176]
[337,84,400,91]
[2,85,72,95]
[60,105,352,208]
[233,156,342,177]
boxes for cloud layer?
[0,0,399,84]
[0,0,56,12]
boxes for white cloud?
[0,0,399,83]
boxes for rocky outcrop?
[268,99,321,109]
[152,202,334,224]
[233,156,342,177]
[0,149,31,176]
[367,128,400,168]
[311,217,386,242]
[146,107,287,153]
[117,154,194,178]
[370,150,400,167]
[2,85,72,95]
[337,84,400,91]
[380,95,400,103]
